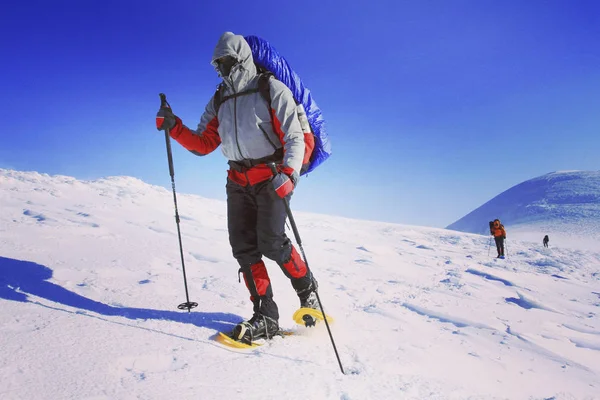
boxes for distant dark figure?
[490,219,507,258]
[543,235,549,248]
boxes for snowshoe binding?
[293,281,333,327]
[294,279,322,327]
[230,313,280,345]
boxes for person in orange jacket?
[490,219,507,258]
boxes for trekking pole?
[486,221,492,257]
[505,239,508,258]
[268,164,345,374]
[159,93,198,313]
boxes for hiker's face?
[216,56,237,77]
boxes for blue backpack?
[213,35,331,176]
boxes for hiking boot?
[231,313,279,344]
[297,291,322,327]
[297,278,319,309]
[296,279,321,327]
[300,290,319,310]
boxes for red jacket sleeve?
[169,116,221,156]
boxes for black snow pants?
[494,236,505,257]
[226,178,312,321]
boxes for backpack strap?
[214,87,260,114]
[213,73,273,115]
[257,73,273,106]
[213,83,224,114]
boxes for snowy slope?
[1,169,599,400]
[447,171,600,250]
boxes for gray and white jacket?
[184,32,304,176]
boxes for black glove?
[156,106,176,131]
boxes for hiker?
[543,235,549,248]
[155,32,318,342]
[490,219,507,258]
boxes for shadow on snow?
[0,256,241,333]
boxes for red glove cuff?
[168,117,183,138]
[272,172,294,198]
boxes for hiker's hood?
[211,32,257,90]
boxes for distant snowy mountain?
[447,171,600,250]
[1,169,600,399]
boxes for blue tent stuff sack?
[244,35,331,175]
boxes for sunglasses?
[216,56,237,68]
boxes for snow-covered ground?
[447,171,600,252]
[1,169,599,400]
[508,224,600,254]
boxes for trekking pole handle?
[159,93,171,109]
[268,162,278,176]
[159,93,175,178]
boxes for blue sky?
[1,0,599,228]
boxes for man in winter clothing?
[543,235,549,248]
[155,32,318,343]
[490,219,506,258]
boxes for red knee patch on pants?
[282,246,307,278]
[243,260,271,297]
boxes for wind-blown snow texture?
[447,171,600,250]
[1,169,599,400]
